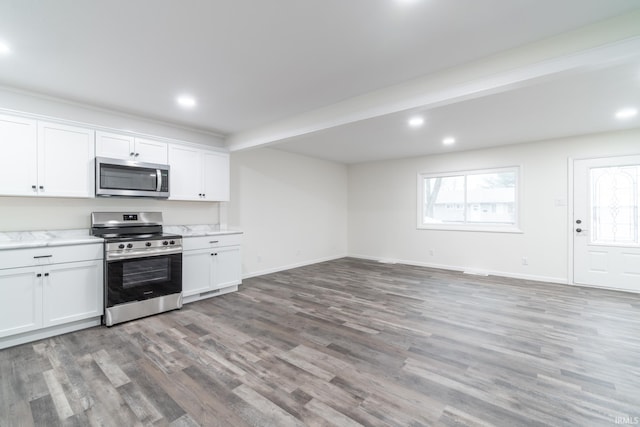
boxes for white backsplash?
[0,196,221,231]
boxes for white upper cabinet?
[134,137,168,164]
[95,131,133,159]
[0,114,38,196]
[38,122,95,198]
[169,144,230,202]
[203,151,230,202]
[96,131,168,164]
[168,144,202,201]
[0,116,94,198]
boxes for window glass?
[423,175,464,223]
[419,167,519,231]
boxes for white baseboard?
[0,317,101,350]
[348,253,568,285]
[242,254,347,279]
[566,281,640,294]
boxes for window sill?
[417,224,523,234]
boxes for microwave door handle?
[156,169,162,192]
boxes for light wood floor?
[1,258,639,426]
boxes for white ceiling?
[0,0,639,163]
[273,60,640,163]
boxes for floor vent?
[201,289,221,297]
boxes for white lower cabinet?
[43,260,103,327]
[0,244,104,349]
[0,266,42,338]
[182,234,242,302]
[183,249,212,296]
[215,246,242,289]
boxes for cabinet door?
[0,114,38,196]
[0,267,42,338]
[182,249,213,296]
[38,122,95,198]
[95,131,134,160]
[42,260,103,327]
[135,138,168,164]
[213,246,242,290]
[168,144,202,201]
[203,151,230,201]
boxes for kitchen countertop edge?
[0,224,242,250]
[164,225,243,238]
[0,236,104,251]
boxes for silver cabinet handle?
[156,169,162,192]
[39,185,44,190]
[135,153,139,157]
[33,255,53,259]
[209,241,219,244]
[130,152,135,156]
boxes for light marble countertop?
[0,229,104,250]
[0,224,242,250]
[164,224,243,238]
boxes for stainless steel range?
[91,212,183,326]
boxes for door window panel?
[590,165,639,245]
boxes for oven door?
[105,252,182,307]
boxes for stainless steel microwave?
[95,157,170,198]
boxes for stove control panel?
[105,238,183,258]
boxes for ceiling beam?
[226,10,640,152]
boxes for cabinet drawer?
[0,244,103,270]
[183,234,242,251]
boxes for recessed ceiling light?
[408,117,424,128]
[0,40,10,55]
[615,107,637,120]
[176,95,196,109]
[442,137,456,145]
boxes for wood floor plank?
[2,258,639,426]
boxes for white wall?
[228,147,348,277]
[348,128,640,283]
[0,197,219,231]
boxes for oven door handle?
[106,247,182,261]
[156,169,162,192]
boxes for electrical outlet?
[522,257,528,266]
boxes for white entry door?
[573,155,640,292]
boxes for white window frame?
[417,166,522,233]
